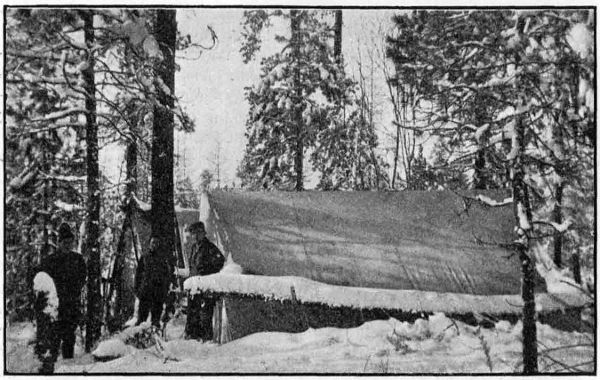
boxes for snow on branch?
[57,31,88,50]
[533,219,573,233]
[517,203,532,230]
[12,122,86,137]
[550,220,572,233]
[55,200,84,212]
[5,44,78,62]
[476,194,513,207]
[132,195,151,211]
[6,73,69,85]
[31,108,88,123]
[9,167,38,190]
[451,190,513,208]
[42,173,87,182]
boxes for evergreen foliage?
[386,9,595,374]
[238,10,387,190]
[5,8,199,331]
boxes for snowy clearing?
[5,312,593,374]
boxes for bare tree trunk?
[151,9,177,258]
[551,97,567,268]
[392,121,400,189]
[109,131,138,328]
[519,239,538,373]
[473,149,486,189]
[125,134,138,198]
[553,183,563,267]
[512,109,538,375]
[291,10,303,191]
[334,10,342,65]
[473,108,488,190]
[82,10,102,352]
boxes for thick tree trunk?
[108,133,138,329]
[473,149,486,189]
[473,108,488,190]
[334,10,342,65]
[151,9,177,258]
[519,240,538,373]
[571,253,582,285]
[82,11,102,352]
[552,183,563,267]
[291,10,303,191]
[125,134,138,198]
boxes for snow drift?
[184,273,588,316]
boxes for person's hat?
[58,222,75,241]
[187,221,205,233]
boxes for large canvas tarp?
[205,190,523,296]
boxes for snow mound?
[51,314,593,374]
[33,272,59,320]
[427,313,460,340]
[184,273,588,315]
[92,338,133,361]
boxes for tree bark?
[519,240,538,374]
[472,106,488,190]
[333,10,342,65]
[291,10,304,191]
[473,149,486,190]
[151,9,177,258]
[512,108,538,375]
[125,133,138,198]
[552,183,563,267]
[82,11,102,352]
[571,253,582,285]
[108,131,138,329]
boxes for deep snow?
[5,311,593,374]
[184,272,588,315]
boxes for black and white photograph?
[3,3,596,375]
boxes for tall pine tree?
[239,9,386,190]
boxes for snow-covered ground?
[5,311,593,374]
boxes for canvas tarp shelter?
[201,190,523,296]
[186,191,589,342]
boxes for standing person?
[37,223,87,362]
[184,222,225,341]
[134,236,174,329]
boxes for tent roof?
[205,190,523,296]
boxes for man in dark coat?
[134,236,174,328]
[38,223,87,360]
[184,221,225,341]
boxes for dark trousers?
[137,297,164,328]
[54,320,77,359]
[185,295,216,341]
[37,319,77,372]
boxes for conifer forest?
[4,7,596,375]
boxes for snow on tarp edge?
[184,273,588,315]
